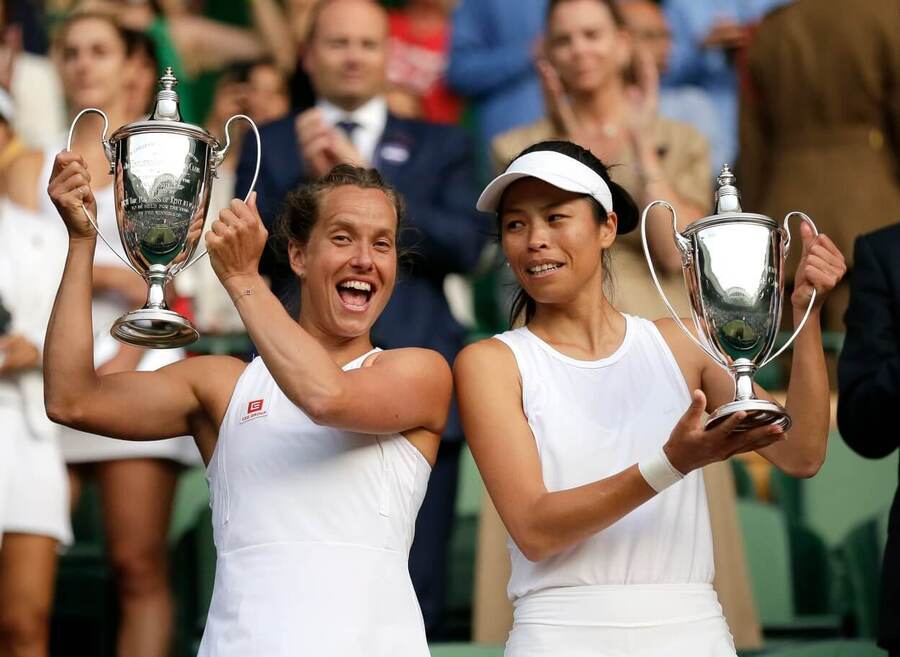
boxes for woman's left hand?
[791,221,847,311]
[206,191,268,288]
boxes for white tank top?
[199,351,432,657]
[494,314,715,603]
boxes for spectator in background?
[0,90,70,657]
[492,0,710,320]
[838,222,900,657]
[446,0,547,170]
[122,29,160,120]
[246,57,292,125]
[661,0,791,171]
[69,0,296,124]
[739,0,900,329]
[618,0,724,175]
[1,6,66,149]
[386,0,462,125]
[235,0,486,636]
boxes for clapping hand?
[295,108,367,179]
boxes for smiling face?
[546,0,631,96]
[58,16,129,111]
[289,185,398,338]
[499,178,617,308]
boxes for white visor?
[477,150,614,215]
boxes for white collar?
[317,96,388,134]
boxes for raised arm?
[205,196,452,436]
[43,151,235,447]
[455,338,781,561]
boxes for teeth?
[339,280,372,292]
[528,263,562,274]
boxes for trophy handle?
[182,114,262,271]
[641,200,726,366]
[759,212,819,368]
[66,108,143,278]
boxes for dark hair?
[123,28,159,68]
[274,163,406,262]
[498,140,639,327]
[546,0,627,27]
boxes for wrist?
[222,273,265,302]
[640,443,687,493]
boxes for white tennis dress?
[198,350,432,657]
[37,147,197,465]
[494,314,737,657]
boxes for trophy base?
[111,309,199,349]
[704,399,792,432]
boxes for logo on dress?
[240,399,268,423]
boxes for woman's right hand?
[663,389,786,474]
[47,151,98,240]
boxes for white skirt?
[505,584,737,657]
[0,404,72,545]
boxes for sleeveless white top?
[494,315,715,605]
[198,351,432,657]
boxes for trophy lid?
[682,164,777,235]
[109,67,219,147]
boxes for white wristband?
[639,445,685,493]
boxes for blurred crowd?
[0,0,897,656]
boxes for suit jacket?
[837,224,900,651]
[235,111,488,441]
[740,0,900,268]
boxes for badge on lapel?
[378,142,411,165]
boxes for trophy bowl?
[642,166,818,432]
[67,67,260,348]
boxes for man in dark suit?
[837,224,900,656]
[235,0,487,636]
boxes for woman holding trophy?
[45,159,450,656]
[455,140,846,656]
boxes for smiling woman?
[43,157,452,656]
[455,139,844,657]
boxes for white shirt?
[318,96,388,166]
[494,315,715,604]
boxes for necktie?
[336,120,359,142]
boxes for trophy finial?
[152,66,182,122]
[715,164,742,213]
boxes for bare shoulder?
[162,354,247,395]
[367,347,450,378]
[454,337,519,383]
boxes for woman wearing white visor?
[454,140,845,656]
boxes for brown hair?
[274,164,406,257]
[53,11,128,53]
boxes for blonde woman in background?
[492,0,710,319]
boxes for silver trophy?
[642,166,818,431]
[66,67,261,348]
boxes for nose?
[527,223,550,251]
[349,243,374,270]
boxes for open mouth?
[526,263,565,278]
[336,279,375,312]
